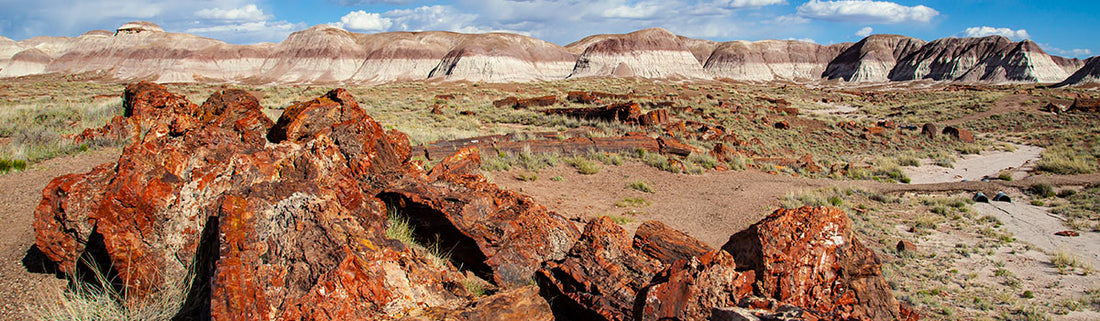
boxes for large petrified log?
[34,82,913,320]
[34,82,575,319]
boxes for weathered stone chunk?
[537,216,663,321]
[722,206,904,321]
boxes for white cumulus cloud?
[383,5,484,33]
[602,2,665,19]
[335,10,392,31]
[720,0,787,8]
[786,37,816,43]
[195,4,268,21]
[960,26,1030,40]
[855,26,872,37]
[1039,43,1093,58]
[797,0,939,24]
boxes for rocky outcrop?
[537,216,666,320]
[704,40,851,81]
[35,83,911,320]
[890,36,1070,83]
[568,28,709,79]
[722,206,905,321]
[823,35,927,82]
[1056,56,1100,87]
[33,82,574,318]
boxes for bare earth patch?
[0,148,120,319]
[488,161,838,247]
[905,144,1043,184]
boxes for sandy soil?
[0,148,120,320]
[904,144,1043,184]
[805,102,858,115]
[489,162,839,247]
[975,202,1100,269]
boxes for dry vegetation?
[3,76,1099,320]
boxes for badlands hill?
[703,40,852,81]
[1056,56,1100,87]
[566,28,708,79]
[889,36,1072,83]
[822,34,927,82]
[0,21,1097,85]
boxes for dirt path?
[904,144,1043,184]
[0,148,120,320]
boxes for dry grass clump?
[0,99,125,171]
[1037,145,1095,175]
[29,257,194,320]
[1051,251,1093,276]
[626,181,655,193]
[566,155,602,175]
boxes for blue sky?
[0,0,1095,58]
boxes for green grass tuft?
[627,181,655,193]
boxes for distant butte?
[0,21,1096,86]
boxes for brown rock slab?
[638,250,755,321]
[942,126,975,143]
[544,102,642,124]
[896,240,918,253]
[384,146,581,288]
[722,206,904,321]
[921,123,937,139]
[657,137,699,157]
[633,220,713,265]
[1055,230,1080,237]
[536,216,664,321]
[402,286,553,321]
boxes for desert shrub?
[1028,183,1056,198]
[515,172,538,181]
[567,155,602,175]
[1037,145,1094,175]
[933,156,955,168]
[602,214,635,224]
[627,181,655,193]
[616,197,650,208]
[728,154,754,171]
[635,149,680,173]
[590,152,624,166]
[686,153,720,170]
[897,153,921,167]
[386,208,450,267]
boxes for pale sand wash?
[904,144,1043,185]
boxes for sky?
[0,0,1096,58]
